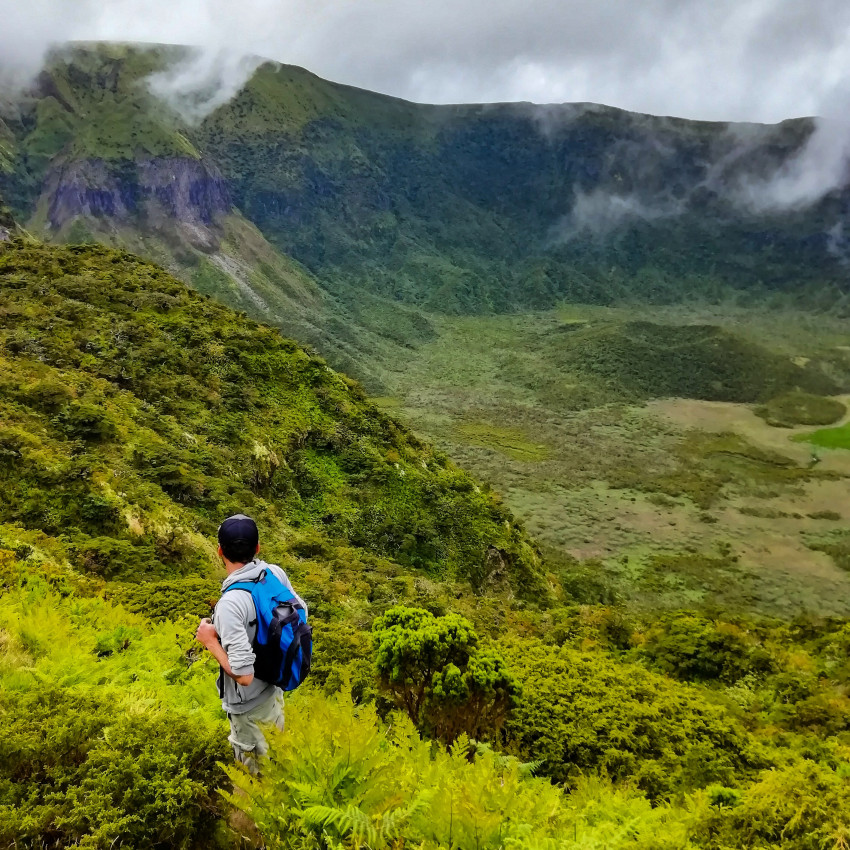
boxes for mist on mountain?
[731,89,850,212]
[145,47,264,123]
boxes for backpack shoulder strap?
[222,569,267,595]
[222,582,259,596]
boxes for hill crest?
[0,42,844,330]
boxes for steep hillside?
[2,243,850,850]
[0,239,544,597]
[199,73,844,312]
[0,44,434,387]
[0,197,12,238]
[1,42,848,325]
[0,139,15,239]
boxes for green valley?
[2,39,850,849]
[374,302,850,616]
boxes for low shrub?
[501,639,763,798]
[695,761,850,849]
[110,576,220,620]
[756,391,846,428]
[0,688,229,850]
[640,613,776,683]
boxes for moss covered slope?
[0,240,544,595]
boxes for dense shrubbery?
[108,575,220,620]
[4,561,850,848]
[372,606,519,743]
[694,761,850,850]
[640,613,776,683]
[0,576,229,849]
[0,241,545,595]
[2,689,228,849]
[756,391,847,428]
[227,690,569,850]
[502,639,763,798]
[549,322,838,404]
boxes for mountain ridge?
[1,42,845,332]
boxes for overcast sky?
[2,0,850,123]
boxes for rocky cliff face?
[44,156,231,250]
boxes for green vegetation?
[0,201,12,233]
[0,241,544,596]
[0,185,14,236]
[454,421,549,461]
[797,421,850,450]
[5,43,850,848]
[544,321,838,404]
[15,45,199,172]
[227,690,704,850]
[8,548,850,849]
[804,529,850,571]
[756,391,847,428]
[2,240,849,848]
[379,305,850,617]
[0,569,230,849]
[502,638,761,797]
[372,606,518,743]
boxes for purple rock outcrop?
[44,156,232,250]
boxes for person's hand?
[195,618,218,648]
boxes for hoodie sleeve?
[213,592,256,677]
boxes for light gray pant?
[227,689,285,773]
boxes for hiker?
[195,514,309,772]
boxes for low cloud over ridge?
[1,0,850,212]
[2,0,850,123]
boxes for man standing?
[195,514,307,771]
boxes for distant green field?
[378,302,850,615]
[454,422,549,462]
[796,422,850,450]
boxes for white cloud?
[1,0,850,122]
[731,84,850,212]
[559,189,684,240]
[1,0,850,206]
[146,49,264,124]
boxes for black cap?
[218,514,259,559]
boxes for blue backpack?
[223,568,312,692]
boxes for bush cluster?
[0,241,546,594]
[501,638,763,798]
[372,605,519,743]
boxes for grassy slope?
[375,302,850,616]
[56,207,426,390]
[0,240,545,600]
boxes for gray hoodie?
[213,558,307,714]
